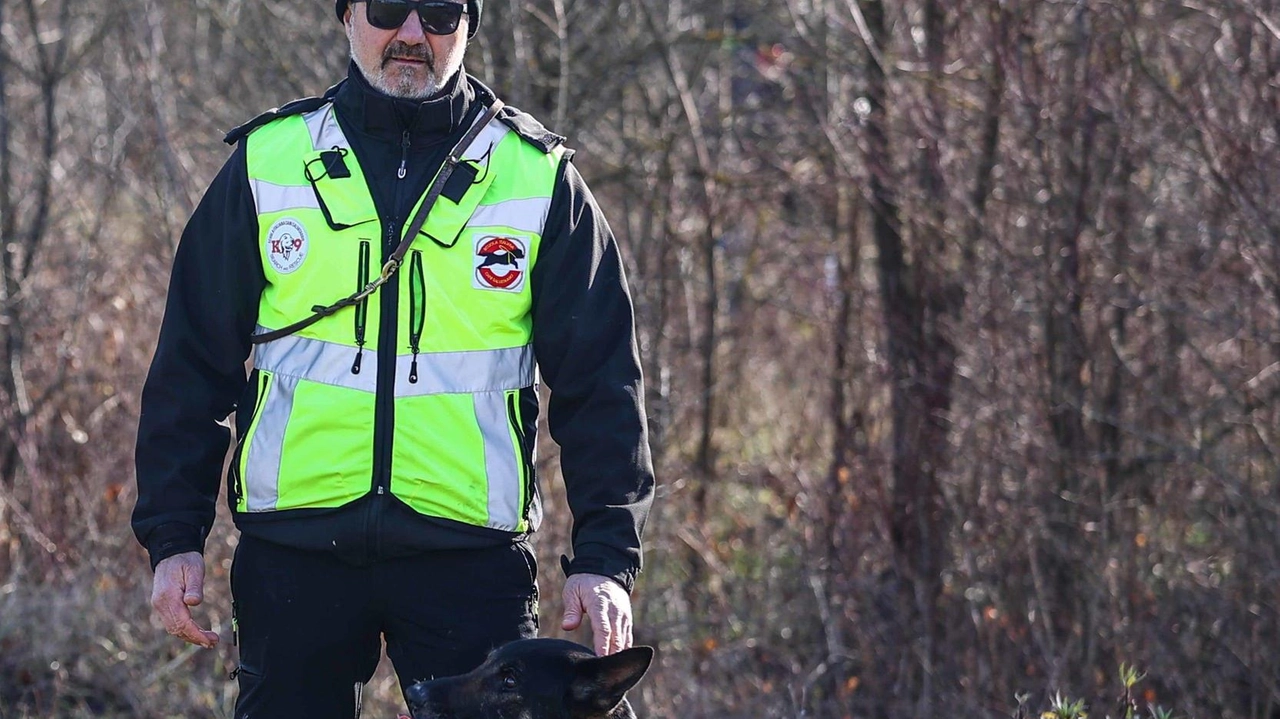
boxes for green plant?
[1045,692,1089,719]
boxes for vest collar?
[335,62,472,143]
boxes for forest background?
[1,0,1278,717]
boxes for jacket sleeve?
[530,157,655,594]
[131,142,263,570]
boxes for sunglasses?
[353,0,465,34]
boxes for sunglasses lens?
[365,0,463,34]
[367,0,413,30]
[418,4,462,34]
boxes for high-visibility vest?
[234,100,563,534]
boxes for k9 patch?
[265,218,308,274]
[473,235,528,292]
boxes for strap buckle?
[379,257,400,282]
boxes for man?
[130,1,655,716]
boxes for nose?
[395,8,427,43]
[404,681,430,712]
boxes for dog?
[403,638,654,719]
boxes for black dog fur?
[404,638,654,719]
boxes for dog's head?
[404,638,654,719]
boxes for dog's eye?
[500,668,518,690]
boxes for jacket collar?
[334,61,472,144]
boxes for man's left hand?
[560,573,632,655]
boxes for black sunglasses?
[353,0,465,35]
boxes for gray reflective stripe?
[253,327,377,393]
[467,197,552,236]
[303,104,349,151]
[462,117,509,162]
[244,374,298,512]
[475,391,521,530]
[397,345,533,397]
[252,179,320,214]
[253,327,532,396]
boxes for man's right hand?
[151,551,219,649]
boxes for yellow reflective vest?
[233,100,564,533]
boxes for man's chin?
[373,71,441,100]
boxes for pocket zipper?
[408,250,425,383]
[352,239,372,374]
[232,370,272,507]
[506,391,535,517]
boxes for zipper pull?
[409,355,419,384]
[398,130,410,179]
[351,348,364,375]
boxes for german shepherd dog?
[404,638,654,719]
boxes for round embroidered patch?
[265,218,308,274]
[473,235,528,292]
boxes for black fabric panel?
[132,141,264,569]
[529,158,655,594]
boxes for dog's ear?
[569,646,654,713]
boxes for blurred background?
[1,0,1278,716]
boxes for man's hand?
[560,573,632,656]
[151,551,219,649]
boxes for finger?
[599,595,628,654]
[593,619,612,657]
[613,610,631,652]
[156,594,218,648]
[561,586,584,631]
[620,611,634,651]
[174,618,219,648]
[589,598,613,656]
[613,613,627,654]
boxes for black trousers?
[230,535,538,719]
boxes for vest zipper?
[352,239,371,374]
[398,130,410,180]
[368,189,403,558]
[408,250,425,383]
[373,127,412,555]
[374,132,411,559]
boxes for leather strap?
[252,99,506,346]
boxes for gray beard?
[353,52,442,100]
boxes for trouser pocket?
[229,535,382,719]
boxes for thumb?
[561,603,583,631]
[561,585,583,631]
[183,564,205,607]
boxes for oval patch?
[265,218,308,274]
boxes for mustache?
[382,41,434,67]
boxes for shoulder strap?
[223,81,343,146]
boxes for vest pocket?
[506,390,535,529]
[232,370,274,512]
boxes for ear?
[569,647,654,713]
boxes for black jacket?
[132,65,654,592]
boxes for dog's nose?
[404,681,429,712]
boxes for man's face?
[346,1,468,100]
